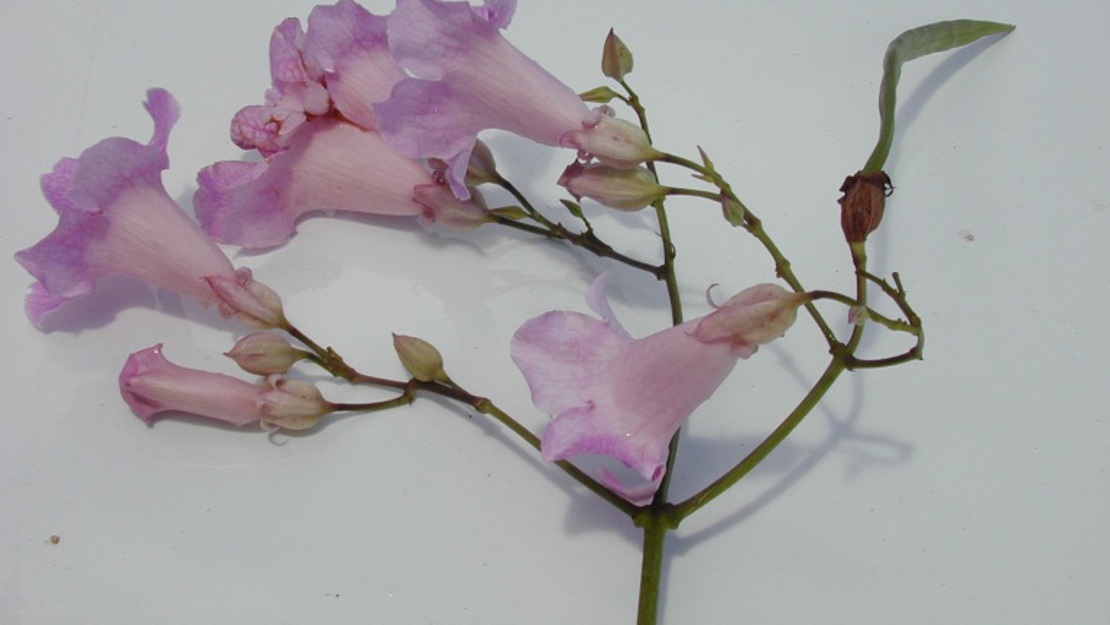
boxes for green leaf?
[864,20,1015,173]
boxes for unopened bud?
[392,334,449,383]
[259,375,334,430]
[414,183,493,230]
[601,29,634,81]
[430,140,501,187]
[558,161,667,211]
[561,112,663,169]
[693,284,809,359]
[225,332,309,375]
[838,171,893,242]
[464,140,501,186]
[208,267,289,330]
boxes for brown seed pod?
[838,170,893,242]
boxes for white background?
[2,1,1107,624]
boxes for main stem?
[636,512,672,625]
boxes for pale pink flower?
[196,118,431,249]
[511,277,806,503]
[14,89,287,330]
[121,344,333,430]
[374,0,661,199]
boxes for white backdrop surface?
[2,1,1107,624]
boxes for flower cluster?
[18,0,801,498]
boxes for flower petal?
[304,0,404,130]
[196,118,429,249]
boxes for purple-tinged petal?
[15,90,248,327]
[511,309,629,417]
[584,273,631,339]
[601,469,662,507]
[305,0,405,130]
[196,118,430,249]
[377,0,591,196]
[231,19,330,155]
[471,0,516,29]
[270,18,314,88]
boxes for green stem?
[286,324,407,390]
[635,511,675,625]
[331,393,414,413]
[494,180,665,277]
[671,356,848,520]
[807,290,920,336]
[619,76,687,625]
[444,387,641,516]
[285,323,639,516]
[658,153,839,347]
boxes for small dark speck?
[49,535,61,545]
[959,230,975,242]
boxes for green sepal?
[721,196,746,227]
[580,86,622,103]
[490,206,529,221]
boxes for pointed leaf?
[864,20,1014,172]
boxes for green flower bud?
[392,334,450,383]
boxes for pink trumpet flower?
[14,89,287,330]
[511,276,806,503]
[375,0,661,200]
[121,344,333,430]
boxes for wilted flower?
[14,89,287,330]
[511,276,806,503]
[121,344,333,430]
[375,0,661,199]
[558,162,667,211]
